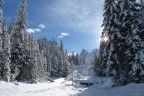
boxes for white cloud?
[34,28,41,32]
[58,35,63,38]
[26,28,41,33]
[61,33,69,36]
[26,29,35,33]
[47,0,104,35]
[58,32,69,38]
[45,0,104,47]
[38,24,46,29]
[32,0,104,48]
[26,24,46,33]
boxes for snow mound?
[99,78,114,89]
[79,77,144,96]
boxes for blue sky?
[3,0,104,52]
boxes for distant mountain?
[85,49,99,65]
[67,52,77,56]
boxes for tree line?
[0,0,72,82]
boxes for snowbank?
[79,78,144,96]
[98,78,114,89]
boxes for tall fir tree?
[99,0,120,77]
[58,39,66,77]
[11,0,28,81]
[15,0,27,33]
[0,0,3,51]
[140,0,144,14]
[116,0,144,84]
[1,20,11,82]
[122,0,144,83]
[9,20,15,36]
[99,0,144,85]
[0,0,3,80]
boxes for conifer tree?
[15,0,27,33]
[121,0,144,83]
[0,0,3,51]
[75,53,80,65]
[99,0,144,85]
[11,0,28,81]
[99,0,121,77]
[60,39,64,53]
[9,20,15,36]
[1,20,11,82]
[0,0,73,82]
[58,39,65,77]
[0,0,3,80]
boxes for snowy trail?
[0,78,84,96]
[24,79,64,93]
[0,77,144,96]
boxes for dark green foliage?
[98,0,144,85]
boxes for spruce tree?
[49,40,59,77]
[32,38,43,81]
[58,39,64,77]
[1,20,11,82]
[9,20,15,36]
[58,39,68,77]
[0,0,3,80]
[15,0,27,33]
[99,0,144,85]
[94,52,100,76]
[140,0,144,13]
[11,0,28,81]
[99,0,112,75]
[115,0,144,84]
[123,0,144,83]
[0,0,3,51]
[99,0,120,77]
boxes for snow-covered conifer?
[99,0,144,85]
[1,20,11,82]
[11,0,28,81]
[9,20,15,36]
[0,0,3,80]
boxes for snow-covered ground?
[0,77,144,96]
[79,83,144,96]
[79,77,144,96]
[0,78,85,96]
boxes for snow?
[79,77,144,96]
[0,77,144,96]
[80,82,144,96]
[0,78,84,96]
[98,78,114,89]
